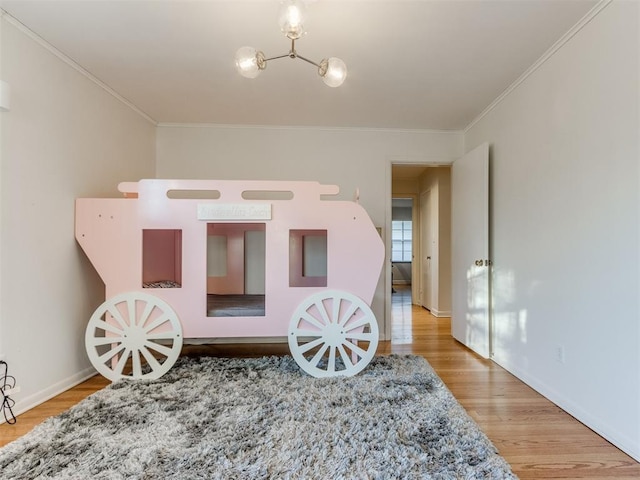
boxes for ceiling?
[391,164,429,180]
[1,0,598,130]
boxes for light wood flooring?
[1,286,639,479]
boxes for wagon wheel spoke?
[97,343,125,364]
[138,301,156,329]
[94,318,125,337]
[309,343,330,368]
[343,315,372,331]
[343,340,368,359]
[107,306,129,331]
[292,329,323,338]
[131,349,143,378]
[337,344,353,367]
[127,298,137,327]
[139,345,164,373]
[113,348,131,376]
[300,312,326,330]
[338,303,358,327]
[345,331,376,342]
[143,341,174,358]
[314,300,332,326]
[332,298,341,327]
[93,318,124,337]
[88,335,125,347]
[327,346,337,373]
[143,314,171,334]
[298,337,325,355]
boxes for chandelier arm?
[263,53,291,62]
[295,54,321,68]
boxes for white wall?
[157,125,463,337]
[0,15,156,417]
[465,0,639,460]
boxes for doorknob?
[474,259,492,266]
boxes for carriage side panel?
[75,198,139,293]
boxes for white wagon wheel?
[85,292,183,381]
[288,290,378,378]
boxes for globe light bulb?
[278,0,307,39]
[320,57,347,88]
[235,47,264,79]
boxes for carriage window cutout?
[241,190,294,200]
[167,189,221,199]
[289,230,328,287]
[206,223,266,317]
[142,229,182,288]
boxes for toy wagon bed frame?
[75,179,384,380]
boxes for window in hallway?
[391,220,412,262]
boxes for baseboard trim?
[430,309,451,318]
[492,355,640,462]
[1,366,97,425]
[184,334,385,344]
[184,337,288,345]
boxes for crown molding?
[463,0,612,134]
[1,9,157,126]
[157,122,463,136]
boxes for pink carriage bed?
[76,179,384,380]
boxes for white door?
[420,189,433,310]
[451,142,490,358]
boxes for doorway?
[390,164,452,318]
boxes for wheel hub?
[122,325,146,349]
[323,322,345,347]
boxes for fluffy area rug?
[0,355,517,479]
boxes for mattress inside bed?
[207,294,265,317]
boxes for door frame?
[387,160,444,341]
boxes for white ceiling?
[1,0,598,130]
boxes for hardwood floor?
[1,286,639,478]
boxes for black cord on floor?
[0,360,17,425]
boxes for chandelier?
[234,0,348,88]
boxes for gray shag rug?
[0,355,517,479]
